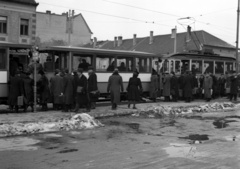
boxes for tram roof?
[162,52,236,61]
[0,42,32,48]
[40,46,157,57]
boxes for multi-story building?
[36,10,92,47]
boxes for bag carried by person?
[77,86,83,93]
[17,96,24,106]
[90,90,100,98]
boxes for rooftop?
[0,0,39,6]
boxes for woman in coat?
[75,68,89,112]
[8,71,24,113]
[62,69,74,112]
[107,68,124,110]
[163,72,171,101]
[230,72,239,101]
[23,71,34,112]
[88,67,98,109]
[203,72,213,102]
[37,70,50,111]
[127,70,142,109]
[149,70,158,102]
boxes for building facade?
[36,11,92,47]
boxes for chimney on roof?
[93,37,97,48]
[133,34,137,46]
[149,31,153,44]
[72,10,75,17]
[114,37,117,47]
[118,36,123,47]
[62,12,67,16]
[46,10,51,14]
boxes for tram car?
[39,46,158,99]
[157,51,236,76]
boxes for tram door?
[181,60,190,73]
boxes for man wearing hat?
[87,67,98,109]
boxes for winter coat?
[63,74,74,105]
[127,76,142,101]
[183,74,193,98]
[76,74,88,106]
[230,76,239,94]
[37,75,50,104]
[163,74,171,96]
[50,75,64,104]
[88,72,98,102]
[23,76,34,105]
[8,75,24,106]
[218,77,226,95]
[149,74,158,99]
[170,75,179,96]
[203,75,213,99]
[107,73,123,104]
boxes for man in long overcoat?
[183,71,193,102]
[50,69,64,110]
[87,67,98,109]
[203,72,213,102]
[107,68,124,110]
[149,70,158,102]
[163,72,171,101]
[23,71,34,112]
[75,68,89,112]
[170,72,179,102]
[8,71,24,113]
[62,69,74,112]
[229,72,239,101]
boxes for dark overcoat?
[63,74,74,105]
[8,75,24,106]
[230,76,239,94]
[163,74,171,96]
[150,74,158,99]
[170,75,179,96]
[127,76,142,101]
[50,75,64,104]
[76,74,88,106]
[88,73,98,92]
[23,76,34,104]
[37,75,50,104]
[183,74,193,98]
[107,73,123,104]
[203,75,213,99]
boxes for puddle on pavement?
[213,120,238,129]
[179,134,209,144]
[58,148,78,153]
[225,135,239,141]
[163,143,208,158]
[0,137,40,151]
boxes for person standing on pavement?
[22,70,34,112]
[74,68,89,112]
[203,72,213,102]
[127,70,142,109]
[183,70,193,103]
[218,74,226,97]
[229,71,239,101]
[62,69,74,112]
[8,71,24,113]
[50,69,64,110]
[149,70,158,102]
[178,72,185,100]
[170,72,179,102]
[107,68,124,110]
[87,67,98,109]
[162,71,171,101]
[37,70,50,111]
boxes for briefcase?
[17,96,24,106]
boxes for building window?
[20,19,29,36]
[0,49,6,69]
[0,16,7,34]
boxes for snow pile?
[132,102,236,118]
[0,113,103,137]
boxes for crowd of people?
[7,61,240,113]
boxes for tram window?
[203,61,213,74]
[162,60,169,73]
[54,52,68,70]
[136,57,150,73]
[96,55,115,72]
[170,60,174,73]
[192,60,202,74]
[117,56,134,72]
[181,60,190,73]
[225,62,234,73]
[175,60,181,74]
[0,49,6,69]
[215,61,224,74]
[73,54,92,71]
[39,53,54,72]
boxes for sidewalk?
[0,98,231,125]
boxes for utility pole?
[32,48,39,113]
[236,0,240,72]
[68,10,73,46]
[174,26,177,53]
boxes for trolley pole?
[236,0,240,73]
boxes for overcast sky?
[36,0,238,45]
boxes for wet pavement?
[0,100,240,169]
